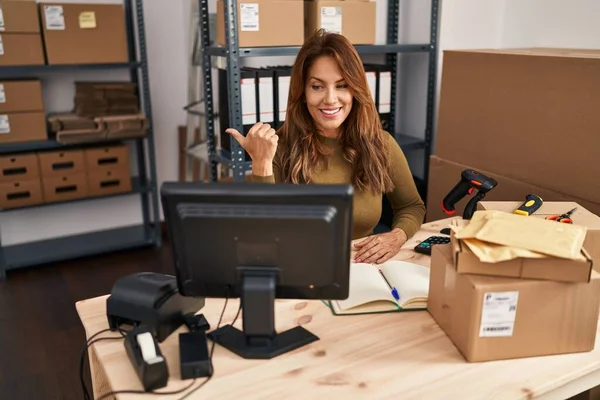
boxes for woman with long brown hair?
[226,29,426,264]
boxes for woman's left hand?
[353,228,408,264]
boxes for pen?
[378,269,400,301]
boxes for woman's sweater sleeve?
[385,134,427,239]
[250,152,282,183]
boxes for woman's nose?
[324,88,337,104]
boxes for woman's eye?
[337,84,348,89]
[311,85,322,90]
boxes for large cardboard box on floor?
[477,201,600,272]
[216,0,304,47]
[428,243,600,363]
[426,155,600,224]
[435,48,600,204]
[304,0,376,44]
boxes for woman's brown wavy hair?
[278,29,394,194]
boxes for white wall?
[2,0,599,246]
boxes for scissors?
[545,207,577,224]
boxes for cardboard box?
[304,0,376,44]
[478,201,600,272]
[84,144,129,172]
[0,153,39,182]
[41,173,88,203]
[37,149,86,178]
[0,80,44,113]
[450,226,593,283]
[87,167,132,197]
[0,111,47,144]
[0,0,40,33]
[428,244,600,362]
[0,178,43,209]
[425,155,600,224]
[435,48,600,204]
[40,3,128,64]
[0,33,44,65]
[217,0,304,47]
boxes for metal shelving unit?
[192,0,440,187]
[0,0,161,278]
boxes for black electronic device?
[414,236,451,256]
[442,169,498,220]
[106,272,205,342]
[160,181,354,360]
[124,326,169,391]
[179,331,213,379]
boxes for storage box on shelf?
[0,0,45,66]
[191,0,439,185]
[0,0,160,279]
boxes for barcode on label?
[479,291,519,337]
[0,8,5,31]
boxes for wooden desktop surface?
[76,218,600,399]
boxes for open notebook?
[328,260,430,315]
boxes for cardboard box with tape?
[428,243,600,362]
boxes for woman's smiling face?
[304,55,353,138]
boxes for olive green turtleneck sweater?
[251,133,426,240]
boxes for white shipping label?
[0,114,10,134]
[0,8,5,31]
[240,3,259,32]
[0,35,4,56]
[479,291,519,337]
[320,7,342,34]
[0,84,6,103]
[44,6,66,30]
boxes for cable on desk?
[79,327,127,400]
[82,295,240,400]
[175,295,238,400]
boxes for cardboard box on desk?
[449,225,594,283]
[478,201,600,272]
[304,0,376,45]
[216,0,304,47]
[428,243,600,363]
[425,155,600,223]
[435,48,600,205]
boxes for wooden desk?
[76,218,600,399]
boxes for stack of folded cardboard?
[73,81,139,117]
[48,113,149,144]
[428,209,600,363]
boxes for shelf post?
[131,0,161,246]
[386,0,400,136]
[198,0,219,183]
[223,0,247,182]
[424,0,441,190]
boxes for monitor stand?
[207,267,319,359]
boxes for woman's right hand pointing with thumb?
[226,122,278,176]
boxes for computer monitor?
[160,181,354,360]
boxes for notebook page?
[335,263,396,310]
[380,261,430,305]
